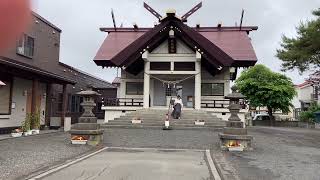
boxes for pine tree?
[277,8,320,73]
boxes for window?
[57,93,63,112]
[314,86,319,100]
[17,34,34,58]
[70,95,82,113]
[150,62,171,71]
[165,86,173,96]
[0,80,11,114]
[174,62,195,71]
[165,85,178,96]
[201,83,224,96]
[126,82,143,95]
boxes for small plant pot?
[71,140,87,145]
[11,132,23,137]
[131,120,142,124]
[195,121,205,126]
[32,129,40,134]
[165,120,170,128]
[24,130,33,136]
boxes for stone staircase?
[101,109,226,129]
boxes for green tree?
[235,65,296,125]
[276,8,320,73]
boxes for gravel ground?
[219,127,320,180]
[0,132,94,180]
[103,128,220,149]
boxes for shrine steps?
[101,109,226,130]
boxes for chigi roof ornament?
[143,2,203,22]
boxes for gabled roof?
[0,56,76,85]
[32,11,62,33]
[59,62,115,89]
[94,15,258,74]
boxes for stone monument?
[69,87,104,146]
[219,86,253,151]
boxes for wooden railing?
[102,98,246,109]
[201,99,246,109]
[103,98,143,107]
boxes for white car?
[253,114,270,121]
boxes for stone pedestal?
[69,88,104,146]
[219,86,253,151]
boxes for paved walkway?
[34,148,214,180]
[103,128,219,149]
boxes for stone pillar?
[194,52,201,110]
[61,84,68,127]
[143,51,150,108]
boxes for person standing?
[172,95,183,119]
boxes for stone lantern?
[219,86,253,151]
[69,87,104,146]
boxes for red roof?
[296,81,312,88]
[94,28,257,63]
[95,32,144,61]
[199,31,257,61]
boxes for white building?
[293,81,318,112]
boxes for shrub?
[32,108,41,129]
[22,113,31,132]
[299,104,320,123]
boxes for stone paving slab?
[103,128,220,150]
[39,148,213,180]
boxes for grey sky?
[31,0,320,84]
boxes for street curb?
[27,146,109,180]
[206,150,222,180]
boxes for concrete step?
[107,121,225,126]
[105,109,225,129]
[122,114,217,117]
[130,110,211,113]
[114,117,222,121]
[101,124,225,130]
[118,114,219,118]
[111,119,225,123]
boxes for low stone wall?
[253,120,316,129]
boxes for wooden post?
[30,79,39,129]
[45,83,52,127]
[31,79,39,114]
[61,84,68,127]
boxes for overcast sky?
[31,0,320,84]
